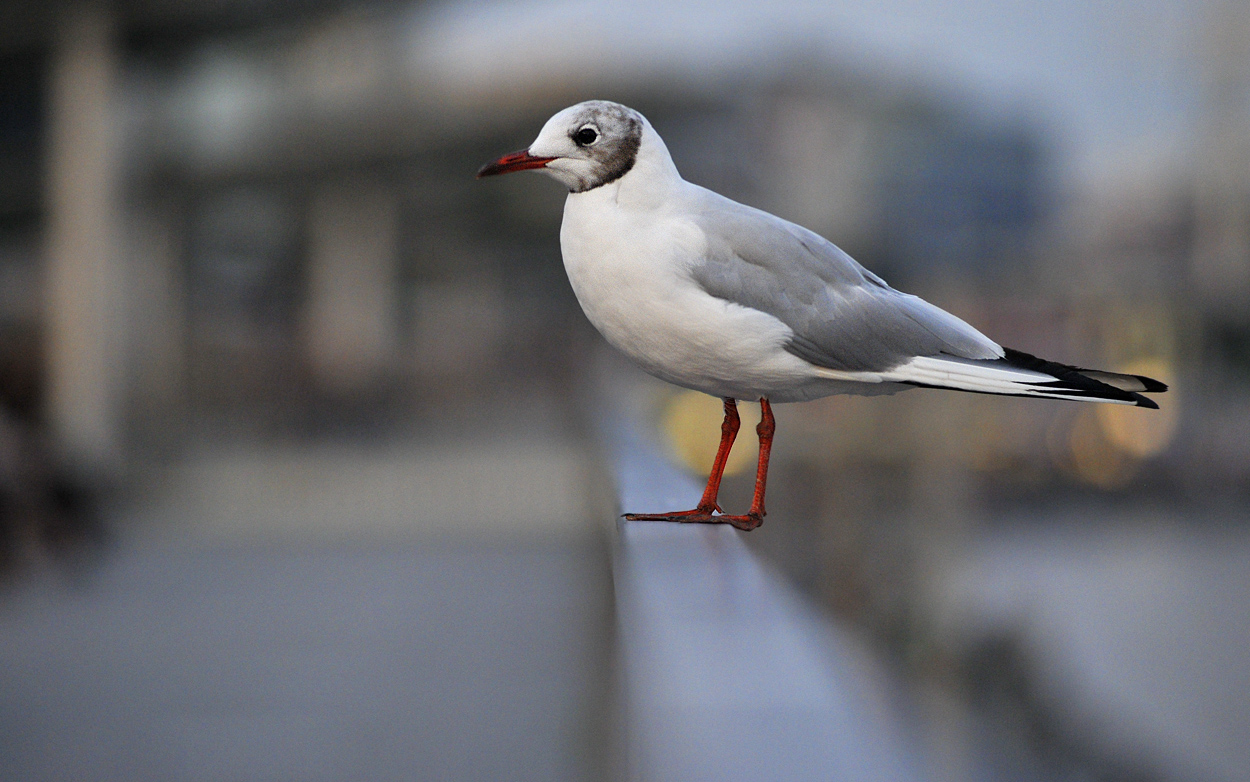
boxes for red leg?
[712,398,773,531]
[696,397,740,512]
[625,397,774,532]
[625,398,738,522]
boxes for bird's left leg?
[626,397,775,532]
[709,398,773,531]
[624,397,739,523]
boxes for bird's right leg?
[624,397,739,522]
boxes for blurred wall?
[0,0,1243,532]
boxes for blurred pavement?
[937,507,1250,782]
[0,427,613,782]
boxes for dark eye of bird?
[575,127,599,146]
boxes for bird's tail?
[890,347,1167,409]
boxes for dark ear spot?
[570,113,641,193]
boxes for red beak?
[476,149,557,178]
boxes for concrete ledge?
[605,412,923,782]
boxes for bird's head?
[477,100,645,193]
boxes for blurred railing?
[605,412,924,782]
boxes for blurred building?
[0,0,1055,465]
[1,2,1247,779]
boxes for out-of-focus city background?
[1,0,1247,780]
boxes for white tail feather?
[877,356,1137,404]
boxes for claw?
[620,398,771,533]
[623,510,762,531]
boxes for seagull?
[477,100,1167,531]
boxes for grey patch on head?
[563,101,643,193]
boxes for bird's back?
[681,184,1005,372]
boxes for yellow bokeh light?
[1068,407,1138,488]
[662,390,760,477]
[1096,357,1178,458]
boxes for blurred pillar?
[904,392,977,782]
[1192,2,1250,315]
[303,180,399,394]
[127,204,187,442]
[762,95,874,244]
[43,4,123,473]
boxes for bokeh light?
[1,2,1245,780]
[662,389,760,477]
[1097,357,1180,458]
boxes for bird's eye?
[574,126,599,146]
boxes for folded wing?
[687,188,1166,408]
[689,187,1004,371]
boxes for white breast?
[559,182,819,401]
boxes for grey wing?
[687,189,1003,372]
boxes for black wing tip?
[1001,346,1167,407]
[1133,395,1160,410]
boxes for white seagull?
[478,100,1166,530]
